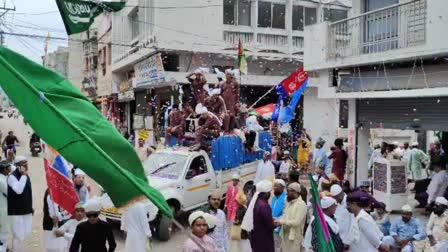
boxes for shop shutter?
[357,97,448,131]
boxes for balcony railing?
[223,31,304,53]
[328,0,426,58]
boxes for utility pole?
[0,1,16,46]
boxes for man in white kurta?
[330,184,359,249]
[426,163,448,205]
[0,161,11,252]
[255,152,275,184]
[121,201,158,252]
[426,197,448,249]
[55,203,86,252]
[346,194,388,252]
[44,193,71,252]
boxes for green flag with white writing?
[56,0,125,35]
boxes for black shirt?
[4,135,18,146]
[69,220,116,252]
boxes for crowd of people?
[180,134,448,252]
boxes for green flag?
[56,0,125,35]
[0,46,172,218]
[308,172,337,252]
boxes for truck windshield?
[143,153,187,179]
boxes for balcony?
[328,0,426,59]
[223,29,304,54]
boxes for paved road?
[0,115,188,251]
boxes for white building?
[43,46,69,78]
[304,0,448,185]
[111,0,350,136]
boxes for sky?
[2,0,68,63]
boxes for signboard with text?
[133,53,165,88]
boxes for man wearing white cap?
[224,174,240,222]
[271,179,287,252]
[242,180,275,252]
[254,152,275,184]
[55,202,86,252]
[72,168,89,203]
[382,205,426,252]
[330,184,358,250]
[69,200,116,252]
[408,142,430,180]
[275,182,307,252]
[183,211,218,252]
[7,156,33,252]
[426,197,448,248]
[303,196,344,252]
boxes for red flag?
[255,103,275,116]
[44,147,79,215]
[281,67,309,95]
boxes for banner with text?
[133,53,166,88]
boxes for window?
[130,9,139,40]
[258,2,285,29]
[258,1,271,28]
[292,5,304,31]
[186,156,208,179]
[304,7,317,26]
[323,8,348,22]
[161,53,180,72]
[272,4,285,29]
[339,100,349,128]
[223,0,251,26]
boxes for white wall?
[67,33,84,91]
[303,86,340,152]
[305,0,448,71]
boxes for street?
[0,115,188,251]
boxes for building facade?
[304,0,448,185]
[110,0,350,139]
[43,46,69,77]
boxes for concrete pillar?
[356,126,370,186]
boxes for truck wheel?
[157,214,172,241]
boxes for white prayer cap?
[330,184,343,196]
[14,155,27,164]
[225,69,233,75]
[401,204,413,212]
[195,103,208,115]
[203,213,218,229]
[283,150,290,155]
[435,197,448,206]
[210,88,221,96]
[411,142,419,147]
[188,210,206,226]
[321,196,337,209]
[74,168,86,176]
[74,202,85,210]
[242,180,272,232]
[274,179,286,188]
[84,200,101,212]
[256,180,272,193]
[392,141,400,146]
[194,67,209,74]
[232,174,240,181]
[288,182,301,193]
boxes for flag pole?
[248,85,276,109]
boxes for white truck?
[101,147,259,241]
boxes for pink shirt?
[182,234,218,252]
